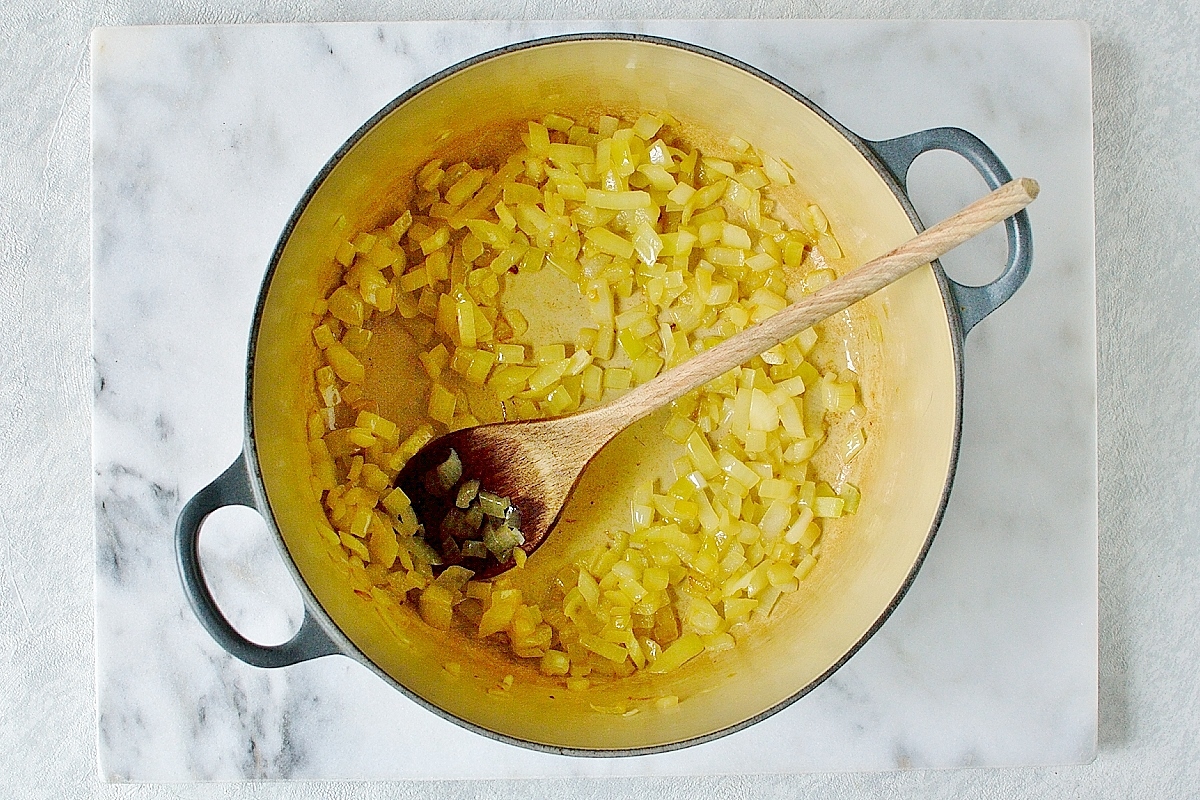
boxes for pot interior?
[250,37,957,751]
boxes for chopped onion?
[307,110,862,699]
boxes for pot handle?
[176,453,342,667]
[867,127,1033,336]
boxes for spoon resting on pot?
[396,178,1039,578]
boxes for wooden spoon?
[397,178,1039,578]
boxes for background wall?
[2,1,1196,797]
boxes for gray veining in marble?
[91,19,1096,781]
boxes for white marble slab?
[91,20,1096,781]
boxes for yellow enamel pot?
[177,34,1032,755]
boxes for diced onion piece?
[540,650,571,676]
[580,634,628,663]
[720,222,752,249]
[632,221,663,266]
[748,388,779,432]
[406,535,443,567]
[542,384,571,414]
[547,143,594,165]
[761,153,792,185]
[502,308,529,337]
[483,523,523,558]
[585,188,653,210]
[488,365,535,400]
[604,368,632,390]
[419,584,455,630]
[528,359,571,392]
[477,490,511,519]
[648,632,703,673]
[428,383,456,424]
[533,343,567,364]
[527,121,551,156]
[667,183,695,206]
[564,348,593,376]
[632,114,663,140]
[759,500,793,541]
[496,343,525,364]
[542,113,575,132]
[461,540,489,559]
[325,343,365,384]
[582,364,604,400]
[328,285,366,327]
[479,589,522,636]
[455,479,480,509]
[429,449,462,494]
[685,431,722,479]
[793,554,817,581]
[664,415,697,444]
[784,507,816,545]
[805,268,836,293]
[637,163,676,191]
[840,483,862,515]
[585,227,635,259]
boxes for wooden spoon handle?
[604,177,1039,423]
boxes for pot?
[176,33,1032,755]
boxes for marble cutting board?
[91,19,1097,781]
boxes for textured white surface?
[2,1,1199,798]
[90,19,1096,781]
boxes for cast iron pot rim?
[241,31,966,758]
